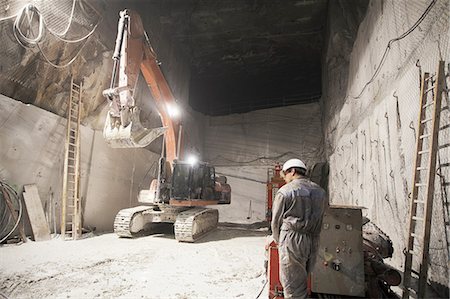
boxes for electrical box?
[311,206,365,297]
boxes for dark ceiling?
[0,0,328,118]
[132,0,328,115]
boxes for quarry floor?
[0,225,268,299]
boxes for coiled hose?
[0,181,23,243]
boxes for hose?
[0,181,23,243]
[10,2,101,68]
[12,4,45,48]
[255,279,268,299]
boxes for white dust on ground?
[0,226,268,299]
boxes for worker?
[271,158,328,299]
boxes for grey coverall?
[271,178,328,299]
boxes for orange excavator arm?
[104,10,231,208]
[103,9,180,164]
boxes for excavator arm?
[104,9,230,208]
[105,10,230,241]
[103,9,180,163]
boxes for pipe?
[110,10,128,89]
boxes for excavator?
[102,9,231,242]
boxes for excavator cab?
[171,161,216,201]
[171,161,231,205]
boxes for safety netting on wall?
[0,0,101,90]
[324,0,450,295]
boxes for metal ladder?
[61,79,83,240]
[402,61,445,299]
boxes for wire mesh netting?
[0,0,101,75]
[325,0,450,294]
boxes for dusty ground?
[0,225,268,299]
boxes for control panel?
[311,206,365,297]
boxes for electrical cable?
[11,2,101,68]
[215,172,266,184]
[0,181,23,244]
[351,0,437,100]
[48,23,99,44]
[44,0,77,37]
[255,279,267,299]
[0,182,22,243]
[35,38,88,69]
[138,161,157,190]
[0,13,19,22]
[42,0,100,45]
[209,150,317,165]
[13,4,44,47]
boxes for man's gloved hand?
[265,234,276,250]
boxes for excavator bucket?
[103,107,167,148]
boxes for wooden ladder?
[61,79,83,240]
[402,61,445,299]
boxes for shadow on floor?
[126,222,269,243]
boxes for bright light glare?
[167,103,181,118]
[187,155,198,166]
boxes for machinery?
[103,10,231,242]
[311,206,366,297]
[265,164,400,298]
[266,206,401,299]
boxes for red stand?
[267,240,312,299]
[268,241,284,299]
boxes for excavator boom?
[103,10,179,163]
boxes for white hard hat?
[282,159,306,171]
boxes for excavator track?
[174,208,219,242]
[114,206,152,237]
[114,205,189,238]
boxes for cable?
[13,0,99,68]
[351,0,437,100]
[215,172,266,184]
[138,161,157,190]
[0,181,23,244]
[44,0,77,37]
[255,279,268,299]
[0,13,19,22]
[35,38,88,68]
[11,2,101,68]
[13,5,44,47]
[42,0,101,44]
[209,150,318,165]
[48,22,99,44]
[42,0,100,45]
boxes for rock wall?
[204,103,324,223]
[0,95,160,232]
[0,1,205,233]
[0,0,205,154]
[322,0,450,294]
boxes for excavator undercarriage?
[112,160,230,242]
[113,205,219,242]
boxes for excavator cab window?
[171,162,216,201]
[171,162,191,200]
